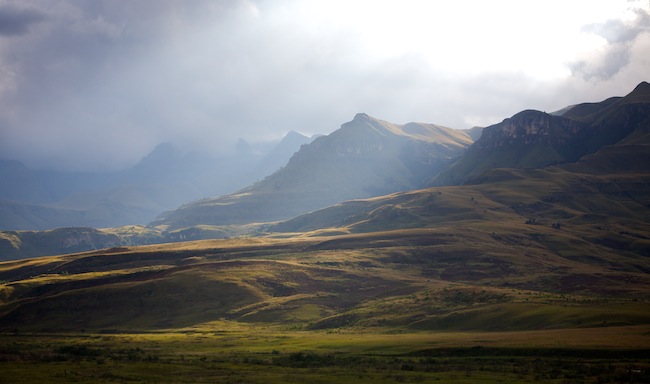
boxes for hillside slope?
[432,81,650,186]
[152,113,474,229]
[273,84,650,237]
[0,227,122,260]
[1,222,649,333]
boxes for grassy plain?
[2,325,650,383]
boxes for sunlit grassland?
[2,217,650,382]
[2,227,650,333]
[2,325,650,383]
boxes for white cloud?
[571,6,650,80]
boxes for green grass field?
[1,229,650,382]
[2,325,650,383]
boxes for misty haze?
[1,1,650,383]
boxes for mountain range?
[155,82,650,233]
[151,113,475,229]
[0,82,649,260]
[0,131,315,231]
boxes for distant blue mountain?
[0,131,315,230]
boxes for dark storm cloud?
[0,0,390,170]
[0,0,246,170]
[0,4,44,36]
[0,1,647,171]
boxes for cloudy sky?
[1,0,649,171]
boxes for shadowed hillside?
[152,113,474,229]
[432,81,650,186]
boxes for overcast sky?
[1,0,649,171]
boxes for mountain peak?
[624,81,650,103]
[137,142,179,166]
[338,113,396,139]
[273,130,311,151]
[353,112,371,121]
[284,130,309,141]
[509,109,546,120]
[634,80,650,90]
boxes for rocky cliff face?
[475,110,588,149]
[431,82,650,187]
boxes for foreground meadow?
[2,323,650,383]
[2,225,650,383]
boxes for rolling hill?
[0,227,122,261]
[1,219,649,333]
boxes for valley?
[2,0,649,381]
[0,82,649,382]
[1,230,649,383]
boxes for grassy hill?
[273,159,650,249]
[0,227,125,260]
[1,222,650,382]
[2,198,650,333]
